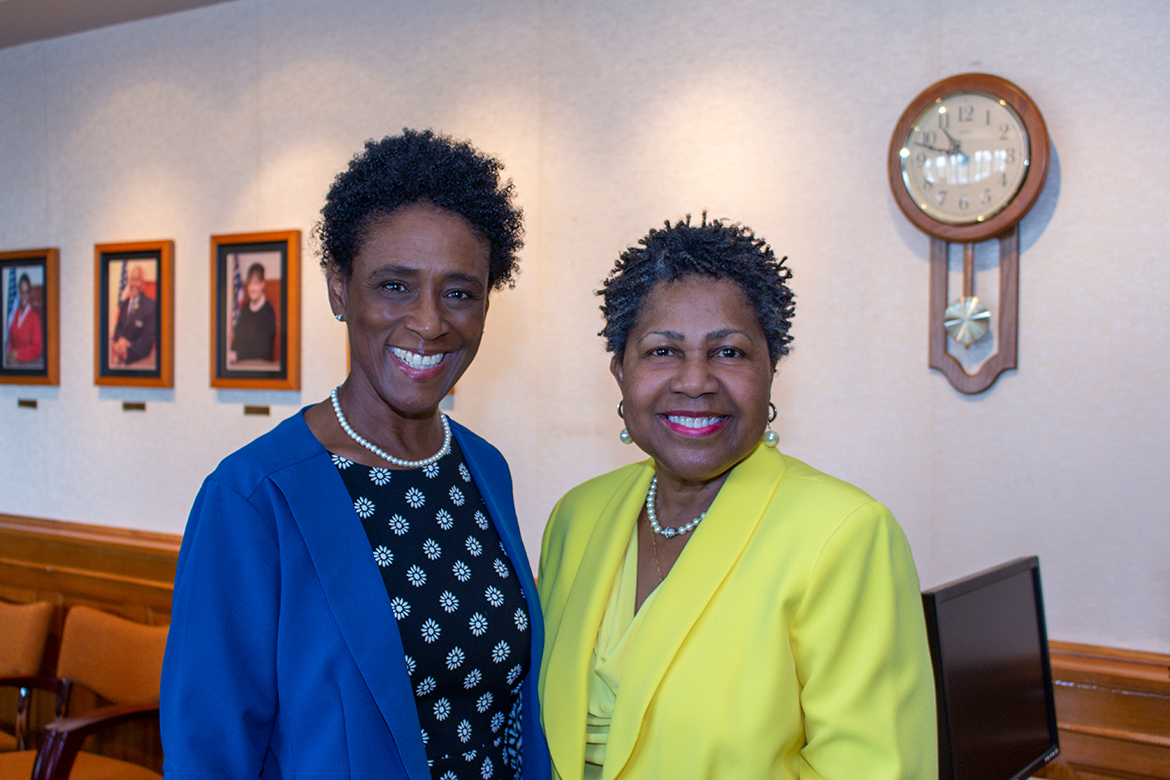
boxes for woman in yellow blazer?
[538,216,936,780]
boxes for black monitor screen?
[921,556,1059,780]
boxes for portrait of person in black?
[111,263,157,367]
[229,262,277,364]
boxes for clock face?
[898,92,1030,225]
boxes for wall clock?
[888,73,1049,394]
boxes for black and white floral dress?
[332,438,531,780]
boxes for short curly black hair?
[598,215,795,366]
[316,129,523,290]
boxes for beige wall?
[1,0,1167,652]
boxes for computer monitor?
[921,556,1060,780]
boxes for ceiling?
[0,0,240,50]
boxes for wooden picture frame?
[0,248,59,385]
[209,230,300,390]
[94,241,174,388]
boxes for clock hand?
[939,124,964,155]
[915,141,952,154]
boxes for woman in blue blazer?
[162,130,549,780]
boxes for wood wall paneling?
[0,513,179,676]
[2,514,1168,780]
[0,514,179,772]
[1037,641,1170,780]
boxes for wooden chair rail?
[1038,640,1170,780]
[0,513,179,676]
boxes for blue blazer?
[161,411,549,780]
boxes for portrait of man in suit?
[110,262,157,369]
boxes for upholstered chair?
[0,605,168,780]
[0,600,54,751]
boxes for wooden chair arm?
[0,675,70,750]
[0,675,64,694]
[30,702,159,780]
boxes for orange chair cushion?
[0,601,53,676]
[0,749,161,780]
[0,749,35,779]
[55,607,168,705]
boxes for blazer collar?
[268,412,432,780]
[451,421,545,682]
[546,444,788,780]
[543,464,651,778]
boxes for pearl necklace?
[645,475,706,538]
[330,387,451,469]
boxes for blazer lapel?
[452,424,545,683]
[603,444,787,777]
[270,425,431,780]
[543,463,653,780]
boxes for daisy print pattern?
[466,536,483,557]
[434,698,451,720]
[421,619,441,643]
[439,591,459,613]
[446,647,465,669]
[331,454,353,469]
[331,440,530,780]
[405,487,426,509]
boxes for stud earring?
[334,313,344,322]
[763,402,779,447]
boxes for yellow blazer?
[538,444,937,780]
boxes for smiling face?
[613,275,774,486]
[329,202,491,419]
[246,272,266,305]
[128,266,143,298]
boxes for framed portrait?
[0,248,59,385]
[94,241,174,388]
[210,230,300,390]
